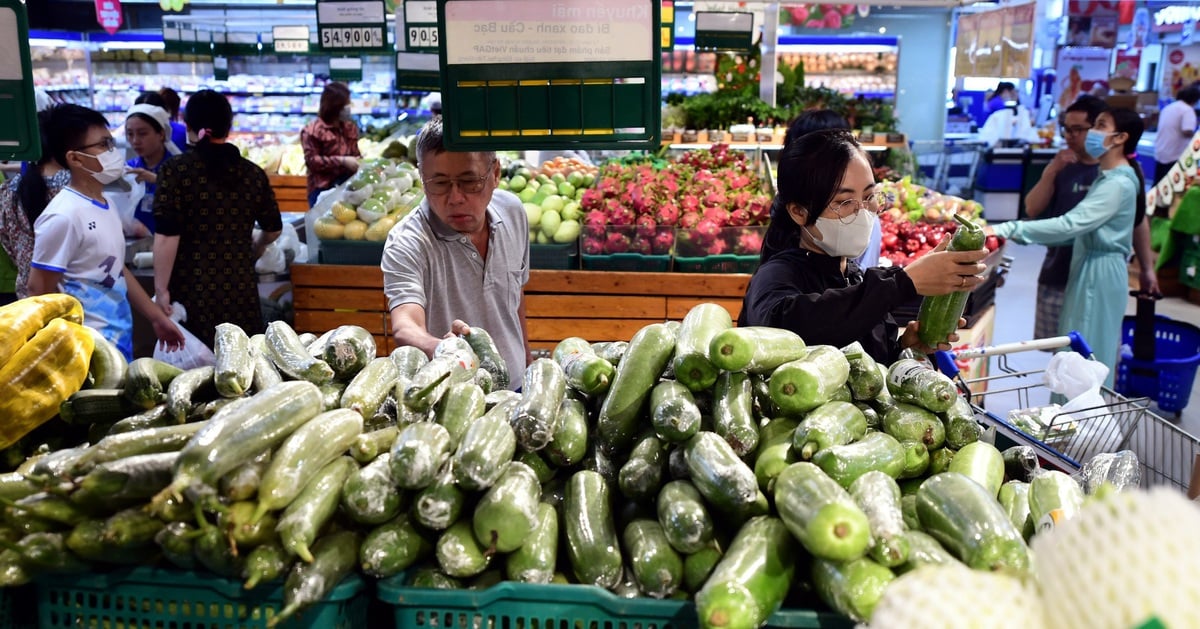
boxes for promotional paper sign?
[1114,48,1141,80]
[1001,3,1034,78]
[95,0,122,35]
[1163,45,1200,97]
[973,9,1004,77]
[954,12,979,77]
[1067,0,1118,47]
[1055,47,1112,110]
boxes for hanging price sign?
[317,0,388,52]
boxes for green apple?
[536,174,552,186]
[583,173,595,187]
[497,180,509,191]
[528,179,541,190]
[540,210,561,238]
[516,167,535,180]
[553,219,581,243]
[518,187,538,203]
[561,201,581,221]
[536,231,550,244]
[557,182,576,198]
[508,175,527,192]
[567,171,585,188]
[551,173,566,184]
[540,195,565,213]
[575,188,586,201]
[523,202,543,226]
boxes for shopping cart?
[932,333,1200,491]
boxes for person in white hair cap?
[124,97,182,236]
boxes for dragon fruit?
[729,208,752,227]
[694,219,722,246]
[581,188,604,208]
[582,236,605,255]
[635,215,659,239]
[736,229,764,255]
[702,207,730,228]
[653,229,676,254]
[604,231,631,254]
[705,238,731,256]
[681,194,701,213]
[584,209,609,228]
[655,203,680,227]
[628,237,652,255]
[679,212,702,229]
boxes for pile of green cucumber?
[0,309,1100,629]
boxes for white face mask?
[77,147,126,185]
[807,209,876,259]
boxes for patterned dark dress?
[153,143,283,349]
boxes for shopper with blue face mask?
[740,130,989,363]
[991,108,1147,386]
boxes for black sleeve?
[251,165,283,232]
[743,262,917,353]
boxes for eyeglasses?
[423,161,495,196]
[827,191,886,224]
[1061,125,1092,136]
[74,137,118,152]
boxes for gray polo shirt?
[381,189,530,390]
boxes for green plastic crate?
[530,241,580,270]
[376,576,852,629]
[37,567,368,629]
[582,253,672,272]
[318,240,385,265]
[674,254,760,274]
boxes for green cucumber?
[403,355,462,413]
[656,480,714,554]
[473,461,541,553]
[928,447,956,475]
[596,323,676,454]
[684,431,760,516]
[1028,470,1084,532]
[85,326,127,390]
[998,480,1035,540]
[683,542,723,593]
[1002,446,1041,483]
[545,398,588,467]
[900,494,920,530]
[650,381,702,443]
[793,401,868,460]
[564,470,623,588]
[462,326,509,390]
[849,471,909,567]
[916,472,1030,574]
[219,450,270,503]
[435,382,486,449]
[591,341,628,366]
[413,466,466,531]
[948,441,1005,497]
[484,389,520,408]
[71,421,206,477]
[900,529,961,572]
[278,456,357,562]
[321,325,377,381]
[165,366,216,423]
[886,359,957,413]
[253,408,363,521]
[342,453,404,526]
[106,405,171,435]
[351,427,400,464]
[436,519,491,578]
[452,411,517,491]
[707,327,807,373]
[408,567,463,589]
[123,357,185,409]
[942,396,981,449]
[505,502,558,584]
[916,213,984,346]
[830,383,853,403]
[883,402,947,450]
[251,346,284,394]
[899,441,930,479]
[509,358,567,451]
[265,321,334,385]
[812,557,894,622]
[273,531,361,627]
[389,422,453,490]
[218,501,278,549]
[317,381,346,412]
[768,346,851,416]
[674,303,733,392]
[694,516,796,629]
[773,462,871,561]
[155,521,199,570]
[341,357,400,418]
[554,337,615,396]
[473,367,493,394]
[855,402,881,430]
[192,522,245,577]
[360,513,432,578]
[811,431,906,488]
[213,323,255,398]
[842,342,884,400]
[70,451,177,507]
[754,418,799,494]
[711,371,758,456]
[10,493,89,527]
[101,506,164,550]
[618,433,666,503]
[243,542,291,590]
[623,519,683,599]
[389,345,429,378]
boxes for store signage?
[1055,47,1112,111]
[1153,5,1200,31]
[661,0,674,51]
[330,55,364,81]
[693,11,755,52]
[395,1,440,91]
[955,5,1035,78]
[95,0,122,35]
[1001,3,1034,78]
[0,0,40,162]
[213,56,229,81]
[317,0,388,52]
[273,25,311,54]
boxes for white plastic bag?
[104,174,146,235]
[152,301,215,370]
[1043,351,1109,414]
[255,243,287,275]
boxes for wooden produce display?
[270,175,309,214]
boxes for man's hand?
[1044,148,1077,177]
[447,320,472,338]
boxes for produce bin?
[674,254,759,274]
[530,241,580,270]
[582,253,672,272]
[318,240,385,265]
[1116,315,1200,415]
[376,576,853,629]
[37,567,368,629]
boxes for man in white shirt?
[1153,84,1200,185]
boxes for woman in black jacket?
[740,130,988,363]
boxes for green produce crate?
[674,254,760,274]
[376,576,852,629]
[582,253,672,272]
[318,240,385,265]
[37,567,368,629]
[530,241,580,270]
[1181,247,1200,290]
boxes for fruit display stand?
[290,265,750,353]
[270,175,310,214]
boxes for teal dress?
[994,165,1138,386]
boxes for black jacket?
[739,248,918,364]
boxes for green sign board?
[436,0,661,151]
[213,56,229,81]
[0,0,40,162]
[330,56,365,82]
[693,11,755,52]
[317,0,389,53]
[396,0,440,91]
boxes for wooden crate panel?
[666,298,743,320]
[525,294,664,319]
[294,310,388,336]
[293,264,386,288]
[278,200,309,213]
[292,287,387,311]
[527,270,749,297]
[527,317,654,344]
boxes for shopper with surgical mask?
[991,108,1147,385]
[301,82,361,206]
[740,129,988,363]
[26,104,184,360]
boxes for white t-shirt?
[1154,99,1197,163]
[32,186,133,359]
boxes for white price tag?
[320,26,384,48]
[407,25,439,48]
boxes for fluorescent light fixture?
[100,41,166,50]
[31,38,79,47]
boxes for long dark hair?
[761,129,865,263]
[1107,108,1147,226]
[318,83,352,124]
[18,105,105,225]
[184,89,235,173]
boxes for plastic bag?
[104,174,146,234]
[255,243,287,275]
[152,301,215,370]
[1043,351,1109,414]
[304,181,349,255]
[1073,451,1141,494]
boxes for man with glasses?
[381,117,531,390]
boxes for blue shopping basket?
[1116,315,1200,415]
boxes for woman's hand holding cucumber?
[902,238,988,297]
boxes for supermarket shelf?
[93,85,397,95]
[39,85,90,92]
[668,142,898,152]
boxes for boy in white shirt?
[27,104,183,360]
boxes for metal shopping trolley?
[932,332,1200,491]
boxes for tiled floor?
[982,242,1200,485]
